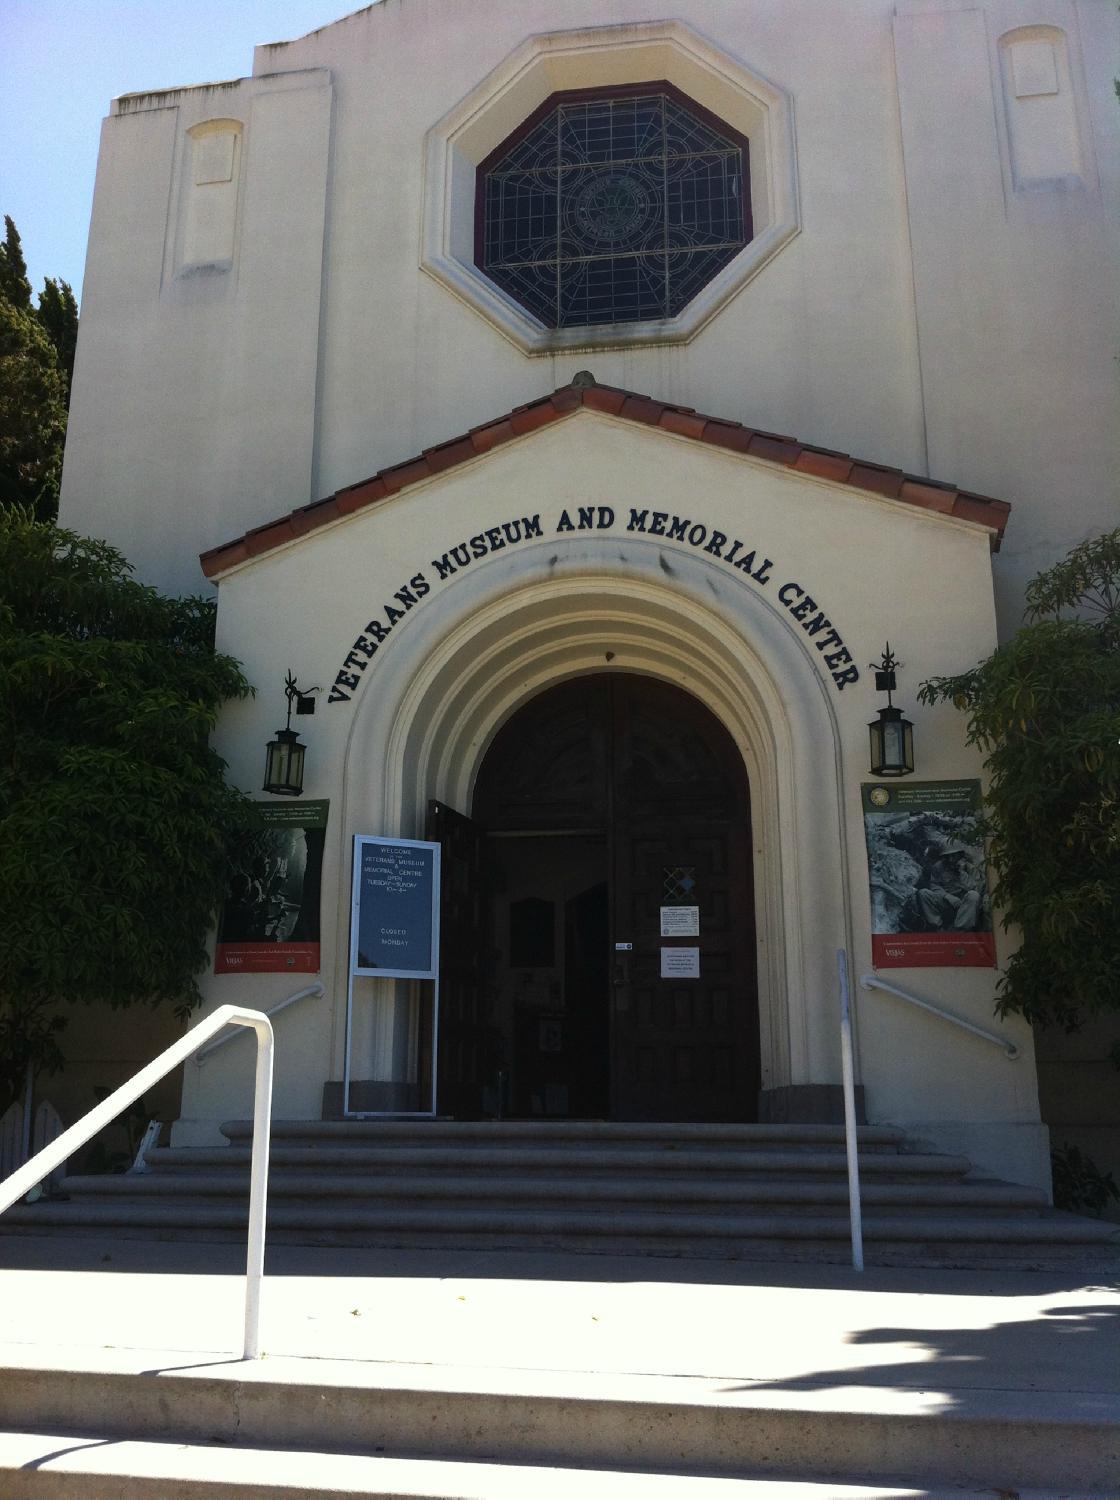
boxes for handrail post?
[0,1004,275,1360]
[243,1014,273,1360]
[837,949,864,1272]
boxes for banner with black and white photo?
[215,800,329,974]
[861,781,995,968]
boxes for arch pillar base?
[758,1085,866,1126]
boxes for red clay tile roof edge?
[200,376,1011,578]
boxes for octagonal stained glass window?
[476,84,752,330]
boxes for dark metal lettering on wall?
[327,508,860,702]
[441,674,760,1124]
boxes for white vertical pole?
[837,948,864,1272]
[242,1020,274,1360]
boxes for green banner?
[861,781,994,968]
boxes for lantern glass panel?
[263,729,305,795]
[868,708,914,777]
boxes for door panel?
[467,673,758,1123]
[427,799,489,1118]
[474,677,609,832]
[611,678,757,1122]
[565,881,610,1118]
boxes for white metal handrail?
[0,1004,274,1359]
[859,973,1020,1059]
[195,982,323,1063]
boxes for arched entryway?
[429,673,758,1122]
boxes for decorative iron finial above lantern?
[868,643,915,778]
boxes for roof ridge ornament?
[571,371,597,387]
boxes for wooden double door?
[430,674,759,1122]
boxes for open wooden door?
[471,675,759,1123]
[610,677,758,1121]
[426,799,489,1117]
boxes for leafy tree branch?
[919,531,1120,1048]
[0,509,257,1112]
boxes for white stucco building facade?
[58,0,1117,1194]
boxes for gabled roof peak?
[200,375,1011,579]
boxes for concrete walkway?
[0,1235,1116,1397]
[0,1236,1117,1493]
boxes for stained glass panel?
[663,867,698,904]
[479,88,751,329]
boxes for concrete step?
[220,1119,909,1151]
[0,1352,1115,1492]
[145,1144,977,1178]
[6,1119,1115,1269]
[55,1168,1050,1211]
[1,1432,1109,1498]
[6,1196,1116,1250]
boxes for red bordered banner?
[215,800,328,975]
[871,930,997,969]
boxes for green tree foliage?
[0,218,75,521]
[0,297,69,521]
[1051,1140,1120,1217]
[0,510,256,1112]
[0,215,32,308]
[35,277,79,393]
[919,531,1120,1045]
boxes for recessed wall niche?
[178,119,243,274]
[997,27,1085,193]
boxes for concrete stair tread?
[0,1432,1107,1499]
[54,1170,1050,1209]
[1,1349,1116,1492]
[7,1197,1117,1243]
[220,1120,909,1146]
[8,1121,1113,1270]
[146,1145,975,1176]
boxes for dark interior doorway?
[429,674,758,1122]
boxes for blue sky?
[1,1,355,303]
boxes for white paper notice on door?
[660,946,700,979]
[659,905,699,937]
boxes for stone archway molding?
[339,539,858,1101]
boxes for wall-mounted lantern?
[263,671,317,796]
[868,643,914,778]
